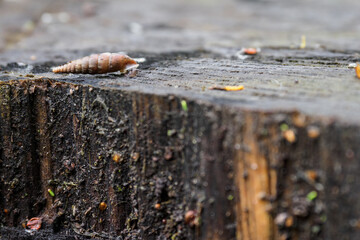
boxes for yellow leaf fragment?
[300,35,306,49]
[209,85,244,91]
[355,63,360,79]
[224,85,244,91]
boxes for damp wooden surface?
[1,0,360,240]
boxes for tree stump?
[1,0,360,239]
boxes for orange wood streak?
[235,113,277,240]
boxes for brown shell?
[52,52,138,74]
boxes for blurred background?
[1,0,360,54]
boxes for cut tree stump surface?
[1,0,360,240]
[1,48,360,123]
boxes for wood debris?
[209,85,244,91]
[99,202,107,211]
[243,48,258,55]
[355,63,360,79]
[283,129,296,143]
[300,35,306,49]
[307,126,320,139]
[26,217,42,230]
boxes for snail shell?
[52,52,139,74]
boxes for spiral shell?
[52,52,139,74]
